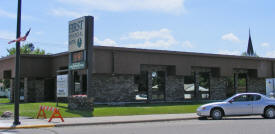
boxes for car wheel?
[211,109,223,120]
[264,107,275,119]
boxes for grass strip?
[0,102,203,118]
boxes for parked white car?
[197,93,275,120]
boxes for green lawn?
[0,102,92,118]
[94,104,201,116]
[0,98,10,103]
[0,102,202,118]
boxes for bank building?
[0,16,274,106]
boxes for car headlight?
[198,106,208,110]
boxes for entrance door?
[44,79,55,101]
[151,71,166,101]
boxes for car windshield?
[223,95,237,102]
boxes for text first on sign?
[69,17,86,52]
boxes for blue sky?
[0,0,275,57]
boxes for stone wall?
[35,79,45,101]
[92,74,137,103]
[90,73,266,103]
[210,77,227,100]
[24,78,45,102]
[68,96,93,111]
[166,75,185,101]
[247,78,266,94]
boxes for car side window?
[254,95,261,101]
[247,95,254,101]
[233,95,254,102]
[233,95,248,102]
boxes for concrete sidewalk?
[0,113,198,129]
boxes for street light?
[13,0,22,125]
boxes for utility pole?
[13,0,22,125]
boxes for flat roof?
[1,45,275,62]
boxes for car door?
[252,95,265,114]
[223,94,253,115]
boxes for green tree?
[7,43,46,56]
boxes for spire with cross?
[246,28,255,56]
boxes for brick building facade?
[0,46,274,103]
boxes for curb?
[55,117,198,127]
[0,117,198,129]
[0,124,55,129]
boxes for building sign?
[68,16,90,70]
[57,74,68,97]
[69,61,86,70]
[69,51,86,70]
[266,78,275,98]
[69,17,86,52]
[72,51,84,63]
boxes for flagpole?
[13,0,21,125]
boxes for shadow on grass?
[94,101,210,108]
[57,105,67,109]
[55,105,93,117]
[64,109,93,117]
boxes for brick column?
[24,77,28,102]
[35,79,45,102]
[147,71,152,102]
[234,73,238,94]
[194,72,200,100]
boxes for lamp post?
[13,0,22,125]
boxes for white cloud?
[95,28,191,50]
[0,31,15,40]
[265,51,275,58]
[0,9,16,19]
[221,33,240,43]
[50,8,89,18]
[182,40,194,48]
[94,37,117,46]
[127,40,175,48]
[57,0,185,14]
[122,28,174,41]
[217,50,241,55]
[122,28,177,48]
[261,42,270,47]
[0,9,38,21]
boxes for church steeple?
[247,28,255,56]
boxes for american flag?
[8,28,31,44]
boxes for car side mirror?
[229,99,234,103]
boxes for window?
[237,73,247,93]
[254,95,261,101]
[226,77,235,98]
[151,71,165,101]
[233,94,254,102]
[199,72,210,99]
[184,75,195,99]
[135,71,148,101]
